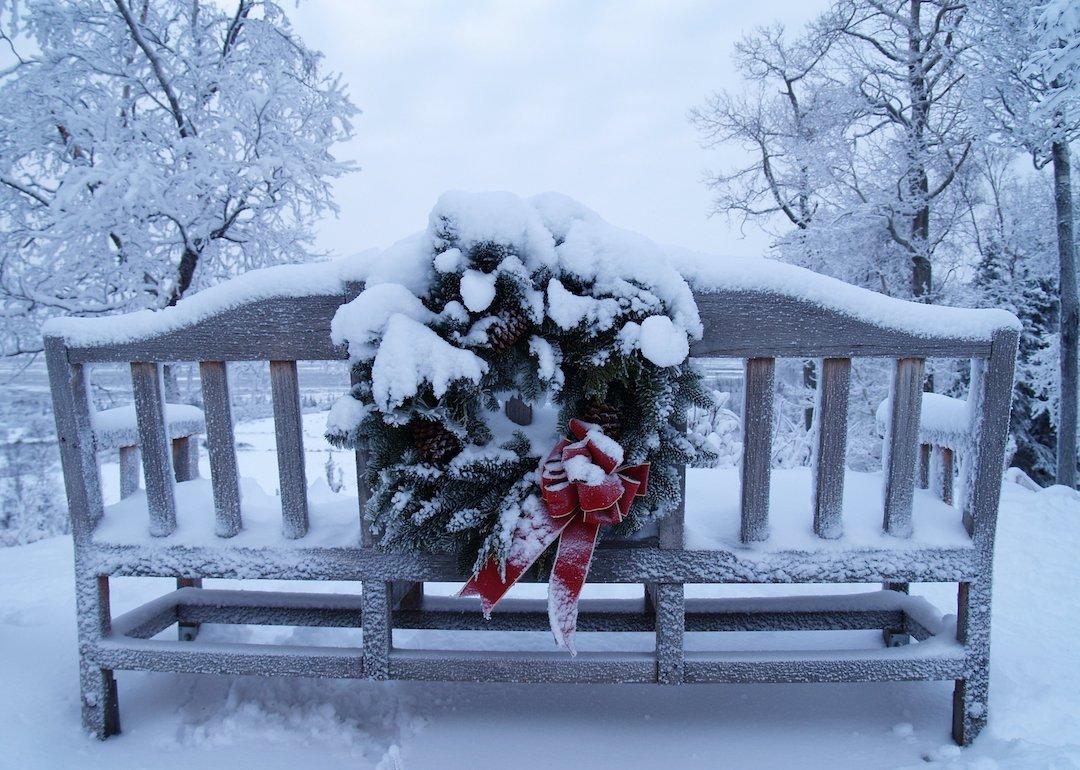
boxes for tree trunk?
[907,0,932,302]
[161,245,201,403]
[1053,140,1077,487]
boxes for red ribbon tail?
[458,505,570,617]
[547,514,601,654]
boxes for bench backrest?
[44,274,1019,557]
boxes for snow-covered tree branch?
[0,0,357,357]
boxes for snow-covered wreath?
[327,192,715,649]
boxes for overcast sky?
[290,0,825,260]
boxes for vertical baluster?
[918,443,932,489]
[812,357,850,539]
[932,446,955,505]
[171,436,197,481]
[131,361,177,537]
[119,445,141,499]
[740,357,775,542]
[882,357,924,538]
[270,360,308,539]
[199,361,242,538]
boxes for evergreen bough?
[329,207,717,574]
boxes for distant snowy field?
[2,411,1078,769]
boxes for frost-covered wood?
[118,446,141,500]
[812,357,850,539]
[740,357,774,542]
[882,358,925,538]
[44,269,1019,746]
[270,360,309,539]
[130,362,177,537]
[199,361,242,538]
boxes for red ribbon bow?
[459,418,649,652]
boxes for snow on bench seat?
[93,403,206,449]
[94,465,970,552]
[684,466,971,551]
[92,476,360,548]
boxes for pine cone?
[487,305,531,351]
[580,399,622,439]
[411,418,461,465]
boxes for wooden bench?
[877,392,971,507]
[43,268,1018,746]
[93,403,205,499]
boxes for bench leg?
[881,581,911,646]
[952,581,990,745]
[76,574,120,738]
[79,661,120,739]
[177,577,202,641]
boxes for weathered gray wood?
[46,274,1021,746]
[45,338,119,737]
[87,541,980,584]
[118,445,141,499]
[67,294,350,363]
[692,290,993,359]
[269,360,308,539]
[882,358,925,538]
[362,581,392,680]
[504,395,533,426]
[148,590,909,634]
[389,651,657,683]
[952,330,1019,745]
[740,357,774,542]
[89,640,363,679]
[176,577,202,642]
[75,572,120,738]
[44,338,104,542]
[199,361,242,538]
[653,583,684,684]
[812,357,850,539]
[682,649,965,684]
[130,362,177,537]
[918,443,931,489]
[932,446,955,505]
[171,436,197,482]
[349,366,372,543]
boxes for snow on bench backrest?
[42,254,1020,548]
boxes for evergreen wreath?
[327,192,717,574]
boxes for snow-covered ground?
[2,412,1078,768]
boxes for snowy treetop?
[44,191,1019,348]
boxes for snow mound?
[371,315,488,411]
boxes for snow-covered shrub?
[686,389,742,467]
[0,436,66,546]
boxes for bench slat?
[130,362,177,537]
[812,357,850,539]
[269,360,308,539]
[740,357,774,542]
[199,361,242,538]
[882,357,924,538]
